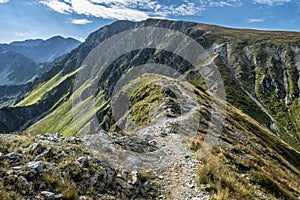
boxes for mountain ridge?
[0,36,81,86]
[0,19,299,199]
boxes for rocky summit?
[0,19,300,199]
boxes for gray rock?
[104,168,115,183]
[27,161,45,173]
[54,194,62,199]
[76,156,89,167]
[47,135,59,143]
[41,191,55,200]
[116,178,133,189]
[90,172,99,186]
[66,136,82,144]
[12,166,22,170]
[5,152,23,160]
[26,168,38,179]
[35,147,51,160]
[29,143,43,153]
[130,170,139,185]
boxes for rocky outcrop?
[0,133,159,199]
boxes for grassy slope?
[191,24,300,150]
[27,80,109,136]
[16,68,82,107]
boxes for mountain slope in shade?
[0,19,299,199]
[1,36,81,63]
[10,39,44,47]
[0,49,45,85]
[0,36,81,86]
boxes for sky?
[0,0,299,43]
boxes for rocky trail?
[83,81,210,199]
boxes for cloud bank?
[39,0,203,21]
[254,0,291,5]
[39,0,292,22]
[0,0,9,3]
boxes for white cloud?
[0,0,9,3]
[254,0,291,6]
[40,0,72,14]
[15,30,39,37]
[200,0,242,7]
[70,18,92,25]
[39,0,203,21]
[246,18,264,23]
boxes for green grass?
[27,81,108,136]
[16,68,82,107]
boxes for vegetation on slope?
[16,68,81,107]
[190,99,300,200]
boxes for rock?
[27,161,45,173]
[116,178,133,189]
[18,176,29,188]
[75,157,89,167]
[187,182,195,188]
[41,191,55,200]
[55,132,63,138]
[90,172,99,186]
[66,136,82,144]
[35,147,51,160]
[103,167,115,183]
[54,194,62,199]
[0,133,159,199]
[40,191,62,200]
[130,171,139,185]
[160,132,168,137]
[143,181,151,192]
[29,143,43,153]
[5,152,23,160]
[158,175,164,180]
[12,166,22,170]
[26,169,38,179]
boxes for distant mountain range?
[0,36,80,85]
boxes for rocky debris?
[75,156,89,167]
[0,133,160,199]
[27,161,45,173]
[83,119,210,199]
[6,152,23,160]
[112,134,158,153]
[40,191,62,200]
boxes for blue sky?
[0,0,299,43]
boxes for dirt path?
[83,80,210,199]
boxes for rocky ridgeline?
[0,133,159,199]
